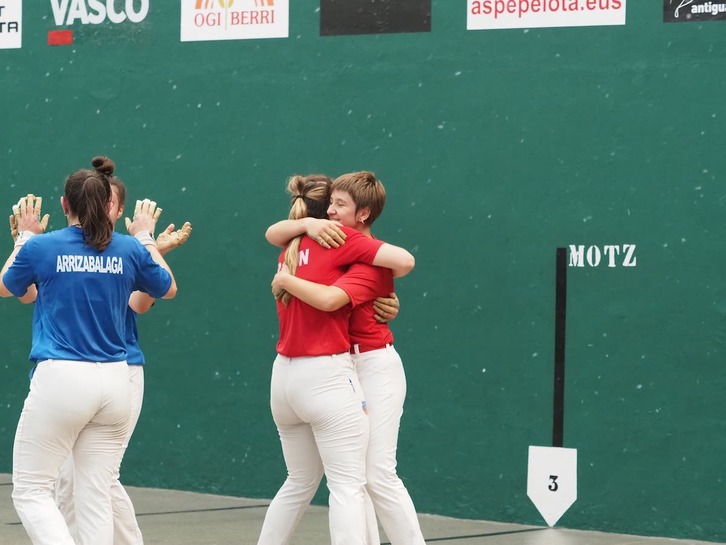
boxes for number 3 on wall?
[527,446,577,526]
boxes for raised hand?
[12,194,49,237]
[125,198,162,238]
[156,221,192,255]
[9,214,18,242]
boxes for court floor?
[0,474,718,545]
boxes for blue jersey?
[125,308,145,365]
[3,227,171,363]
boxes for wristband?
[15,231,36,248]
[134,231,157,247]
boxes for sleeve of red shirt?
[333,263,389,307]
[334,227,384,267]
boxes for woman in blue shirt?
[0,157,177,545]
[53,175,191,545]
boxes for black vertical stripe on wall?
[552,248,567,449]
[321,0,431,36]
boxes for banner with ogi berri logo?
[664,0,726,22]
[181,0,288,42]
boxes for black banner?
[321,0,431,36]
[664,0,726,22]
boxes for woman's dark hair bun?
[91,156,115,176]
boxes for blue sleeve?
[2,243,36,297]
[131,242,172,299]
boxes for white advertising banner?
[467,0,626,30]
[181,0,288,42]
[0,0,22,49]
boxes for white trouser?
[354,345,425,545]
[258,353,369,545]
[56,365,145,545]
[12,359,131,545]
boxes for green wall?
[2,2,726,542]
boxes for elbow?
[135,302,154,314]
[404,254,415,274]
[394,254,415,278]
[162,283,178,300]
[129,291,156,314]
[265,229,285,248]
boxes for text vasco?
[51,0,149,26]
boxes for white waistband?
[38,359,127,365]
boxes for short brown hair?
[331,171,386,226]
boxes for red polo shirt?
[275,227,384,357]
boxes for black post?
[552,247,567,448]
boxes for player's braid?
[278,174,332,306]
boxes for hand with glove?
[11,194,50,247]
[124,199,181,313]
[125,198,162,246]
[9,214,17,242]
[155,221,192,255]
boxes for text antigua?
[691,2,726,16]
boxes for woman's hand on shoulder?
[306,219,346,249]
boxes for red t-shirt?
[276,226,384,357]
[334,263,394,349]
